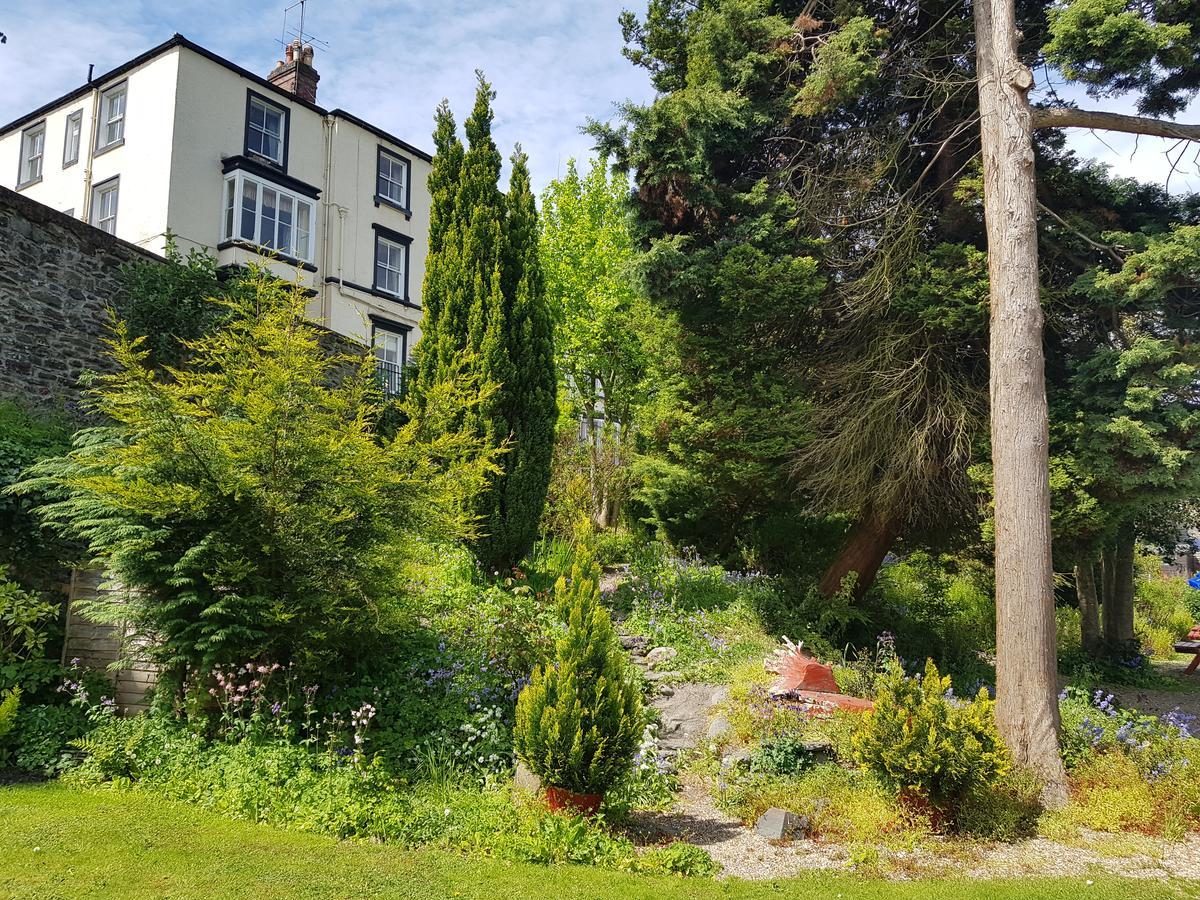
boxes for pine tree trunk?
[1103,524,1136,646]
[973,0,1067,806]
[1074,560,1102,656]
[818,507,901,599]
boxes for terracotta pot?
[544,785,604,816]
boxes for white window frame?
[372,325,408,398]
[91,177,119,235]
[63,110,83,167]
[96,83,126,150]
[17,122,45,187]
[376,147,410,210]
[245,93,287,167]
[221,170,315,264]
[373,234,409,298]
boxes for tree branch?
[1031,107,1200,142]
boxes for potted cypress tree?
[514,549,642,815]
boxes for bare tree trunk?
[1103,524,1136,646]
[818,506,901,600]
[1074,560,1102,656]
[1100,546,1116,612]
[973,0,1067,806]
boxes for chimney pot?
[267,39,320,103]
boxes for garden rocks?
[513,761,542,793]
[644,669,682,683]
[754,806,811,841]
[620,634,648,653]
[705,714,732,742]
[645,646,678,668]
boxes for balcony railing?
[376,359,405,399]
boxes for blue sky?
[0,1,1197,194]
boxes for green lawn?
[1,784,1197,900]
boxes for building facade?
[0,34,430,392]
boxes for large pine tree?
[412,74,556,571]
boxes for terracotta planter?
[544,785,604,817]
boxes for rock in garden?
[710,686,730,705]
[645,646,678,668]
[644,669,681,682]
[706,714,732,742]
[801,738,836,766]
[754,807,809,841]
[513,761,541,793]
[657,685,675,698]
[720,749,751,773]
[620,635,647,652]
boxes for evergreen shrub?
[513,550,641,795]
[852,659,1010,809]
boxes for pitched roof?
[0,33,432,162]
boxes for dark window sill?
[93,138,125,158]
[373,194,412,219]
[63,158,78,169]
[327,277,421,311]
[217,239,318,272]
[15,176,42,191]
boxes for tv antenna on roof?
[278,0,330,53]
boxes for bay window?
[221,170,314,263]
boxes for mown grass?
[2,784,1198,899]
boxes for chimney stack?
[268,39,320,103]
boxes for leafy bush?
[19,270,494,683]
[852,659,1010,810]
[955,771,1042,841]
[0,570,59,660]
[1134,572,1196,658]
[1058,685,1196,777]
[3,665,116,775]
[870,552,995,680]
[749,735,817,777]
[0,400,72,589]
[514,550,642,795]
[0,687,18,739]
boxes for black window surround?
[220,154,320,199]
[371,223,413,303]
[369,314,413,337]
[374,145,412,217]
[243,89,290,172]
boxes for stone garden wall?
[0,185,156,411]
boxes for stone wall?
[0,185,157,411]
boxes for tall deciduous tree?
[411,75,556,571]
[540,159,660,528]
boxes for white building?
[0,34,429,394]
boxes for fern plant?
[514,550,642,795]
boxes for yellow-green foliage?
[720,763,928,847]
[1134,571,1196,659]
[514,550,642,794]
[1043,751,1200,840]
[0,686,20,739]
[852,660,1010,806]
[793,17,885,117]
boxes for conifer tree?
[411,75,556,571]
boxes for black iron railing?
[376,359,405,399]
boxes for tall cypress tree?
[412,75,556,571]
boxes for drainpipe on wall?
[80,85,101,223]
[320,114,336,324]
